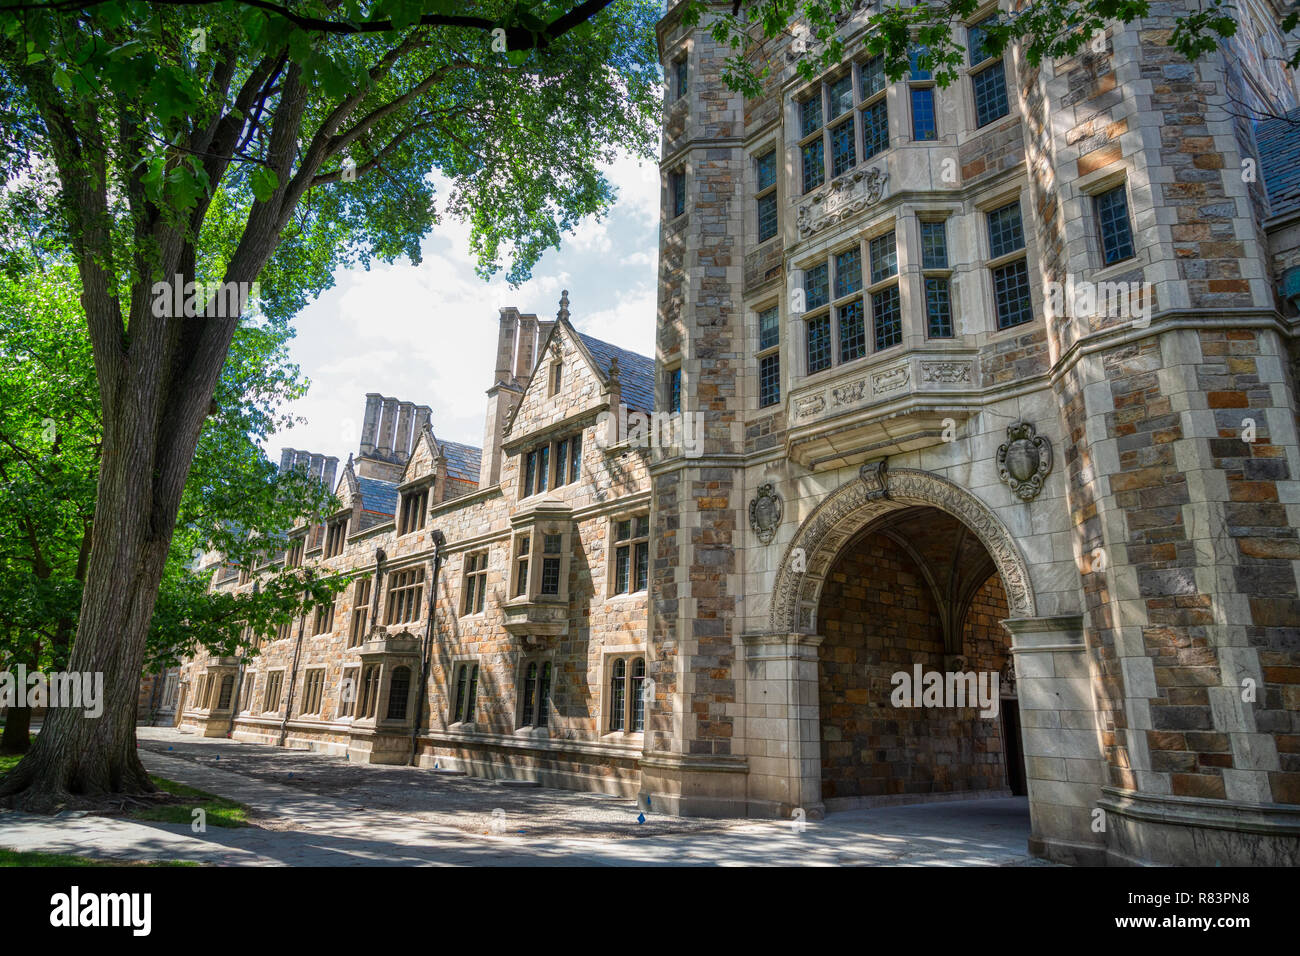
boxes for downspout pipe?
[410,530,446,767]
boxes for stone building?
[179,302,660,795]
[176,0,1300,866]
[643,0,1300,865]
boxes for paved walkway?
[0,729,1048,866]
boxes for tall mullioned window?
[452,662,479,724]
[756,149,778,243]
[612,515,650,595]
[384,567,425,625]
[868,231,901,351]
[673,55,688,100]
[607,655,647,733]
[1095,185,1135,265]
[909,47,937,141]
[920,219,954,338]
[398,487,427,535]
[324,516,348,558]
[969,15,1010,128]
[462,550,488,615]
[519,659,552,728]
[798,59,895,196]
[757,305,780,408]
[986,200,1033,329]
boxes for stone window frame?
[238,671,256,713]
[670,42,689,101]
[607,511,651,599]
[397,482,430,537]
[1076,169,1139,275]
[285,534,306,569]
[519,431,581,499]
[796,217,899,377]
[917,214,956,339]
[311,596,336,636]
[262,668,286,715]
[754,299,782,409]
[976,187,1037,334]
[664,364,682,414]
[508,520,573,603]
[907,45,939,141]
[967,10,1010,129]
[449,659,481,726]
[348,576,372,647]
[338,665,360,719]
[384,565,426,626]
[461,548,490,616]
[600,648,647,737]
[323,514,349,558]
[753,143,779,245]
[357,662,382,720]
[515,654,554,732]
[298,667,326,717]
[547,356,563,398]
[668,165,687,220]
[385,665,414,721]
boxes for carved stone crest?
[997,421,1053,502]
[859,458,889,501]
[796,166,888,237]
[749,483,783,545]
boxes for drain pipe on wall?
[410,529,446,767]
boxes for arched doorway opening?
[816,506,1027,807]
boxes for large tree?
[0,241,345,757]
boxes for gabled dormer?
[499,291,654,503]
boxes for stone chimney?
[495,307,520,383]
[279,448,296,473]
[413,405,432,438]
[309,453,325,484]
[293,449,313,473]
[513,313,539,383]
[322,456,339,493]
[481,308,526,487]
[359,393,382,457]
[395,402,415,460]
[376,396,399,460]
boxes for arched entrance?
[768,465,1035,811]
[817,506,1025,805]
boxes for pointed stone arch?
[769,466,1036,635]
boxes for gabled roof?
[356,476,399,516]
[440,440,482,483]
[1258,109,1300,218]
[576,332,655,414]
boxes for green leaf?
[250,167,279,204]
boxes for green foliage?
[0,253,346,675]
[679,0,1270,100]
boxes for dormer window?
[286,537,305,569]
[324,517,348,558]
[398,486,428,535]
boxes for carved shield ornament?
[749,483,783,545]
[997,421,1053,501]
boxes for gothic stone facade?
[178,0,1300,866]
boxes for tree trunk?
[0,707,32,756]
[0,404,177,811]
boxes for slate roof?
[439,440,482,484]
[1257,109,1300,218]
[577,332,655,413]
[356,476,399,516]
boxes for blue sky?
[264,152,661,464]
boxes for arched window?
[386,666,411,721]
[610,658,626,732]
[631,657,646,732]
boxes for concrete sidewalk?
[0,729,1047,866]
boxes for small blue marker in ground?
[637,813,646,824]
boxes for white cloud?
[265,151,661,467]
